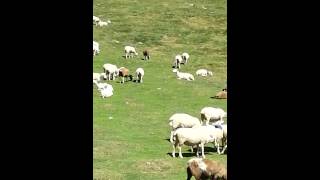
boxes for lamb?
[218,124,227,154]
[200,107,227,125]
[118,67,132,83]
[103,63,119,81]
[214,89,227,99]
[124,46,138,59]
[172,69,194,81]
[135,68,144,83]
[196,69,213,77]
[181,52,190,64]
[173,55,183,69]
[168,113,201,143]
[93,41,100,56]
[143,50,150,60]
[172,125,223,158]
[187,158,227,180]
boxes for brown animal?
[214,89,227,99]
[143,50,150,60]
[187,158,227,180]
[118,67,132,83]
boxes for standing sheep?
[143,50,150,60]
[124,46,138,59]
[168,113,201,143]
[200,107,227,125]
[181,52,190,64]
[93,41,100,56]
[172,125,223,158]
[118,67,132,83]
[135,68,144,83]
[103,63,119,81]
[187,158,227,180]
[173,55,183,69]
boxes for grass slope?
[94,0,226,179]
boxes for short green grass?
[94,0,227,179]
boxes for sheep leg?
[141,77,143,83]
[216,140,221,154]
[201,143,205,159]
[178,145,183,158]
[172,144,176,158]
[170,131,174,143]
[221,144,227,154]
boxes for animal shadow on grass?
[187,146,216,153]
[210,96,226,99]
[167,152,198,158]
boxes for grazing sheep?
[174,55,183,69]
[118,67,132,83]
[93,41,100,56]
[103,63,119,81]
[172,125,223,158]
[181,52,190,64]
[196,69,213,77]
[168,113,201,143]
[214,89,227,99]
[200,107,227,126]
[173,69,194,81]
[143,50,150,60]
[187,158,227,180]
[135,68,144,83]
[124,46,138,59]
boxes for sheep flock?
[93,2,227,179]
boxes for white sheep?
[174,55,183,69]
[172,125,223,158]
[196,69,213,77]
[100,85,114,98]
[103,63,119,81]
[93,41,100,56]
[200,107,227,126]
[93,16,100,25]
[168,113,201,143]
[124,46,138,59]
[93,73,106,82]
[219,124,227,154]
[135,68,144,83]
[181,52,190,64]
[173,69,194,81]
[97,21,109,27]
[93,81,112,92]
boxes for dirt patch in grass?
[135,159,174,174]
[94,141,129,159]
[94,168,124,180]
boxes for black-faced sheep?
[143,50,150,60]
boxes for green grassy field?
[93,0,227,179]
